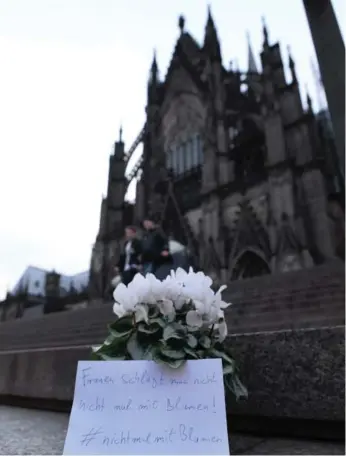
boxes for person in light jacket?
[116,226,142,286]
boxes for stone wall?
[0,327,343,423]
[0,262,344,429]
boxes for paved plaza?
[0,405,344,455]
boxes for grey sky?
[0,0,344,299]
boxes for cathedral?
[89,10,344,301]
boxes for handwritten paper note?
[63,359,230,455]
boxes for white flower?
[112,266,230,334]
[112,302,127,319]
[113,282,148,323]
[128,273,165,304]
[183,271,231,329]
[186,295,219,327]
[185,301,206,327]
[214,285,231,310]
[161,275,188,310]
[157,298,175,316]
[169,267,188,284]
[215,319,228,342]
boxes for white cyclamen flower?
[157,298,175,316]
[161,274,189,310]
[185,278,231,329]
[113,282,148,323]
[215,319,228,342]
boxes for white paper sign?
[63,358,230,455]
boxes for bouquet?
[92,268,247,400]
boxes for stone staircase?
[0,261,343,352]
[225,260,345,334]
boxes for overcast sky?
[0,0,344,299]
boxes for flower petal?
[174,296,187,310]
[186,310,203,327]
[113,283,128,305]
[217,285,227,294]
[217,320,228,342]
[113,303,126,318]
[135,304,149,323]
[208,306,219,324]
[158,299,175,316]
[220,300,231,309]
[192,299,206,313]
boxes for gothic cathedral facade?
[89,11,343,300]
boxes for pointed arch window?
[171,144,178,175]
[167,133,203,176]
[166,148,173,171]
[181,142,187,173]
[176,144,183,174]
[196,134,203,165]
[192,135,199,168]
[186,139,193,170]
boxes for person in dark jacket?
[116,226,142,286]
[141,219,171,276]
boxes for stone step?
[228,300,345,321]
[229,314,344,335]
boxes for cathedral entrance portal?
[231,251,270,280]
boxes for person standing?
[116,226,142,286]
[141,218,171,276]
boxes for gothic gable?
[228,200,271,274]
[158,180,199,262]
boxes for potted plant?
[92,268,247,400]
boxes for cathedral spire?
[119,125,123,143]
[148,50,159,104]
[178,15,185,34]
[149,49,158,81]
[262,16,269,47]
[203,5,221,61]
[305,85,313,112]
[247,31,258,73]
[288,45,297,83]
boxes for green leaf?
[160,347,185,359]
[187,334,198,348]
[99,353,126,361]
[150,317,166,328]
[142,346,155,360]
[222,364,234,375]
[172,321,188,334]
[224,374,248,401]
[127,333,145,360]
[166,312,176,323]
[183,347,200,359]
[187,325,200,333]
[108,316,134,337]
[199,335,212,349]
[154,355,186,369]
[103,335,116,345]
[197,349,207,358]
[90,351,101,360]
[164,358,186,369]
[95,339,127,359]
[148,307,160,319]
[163,325,179,341]
[209,348,234,365]
[138,322,161,334]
